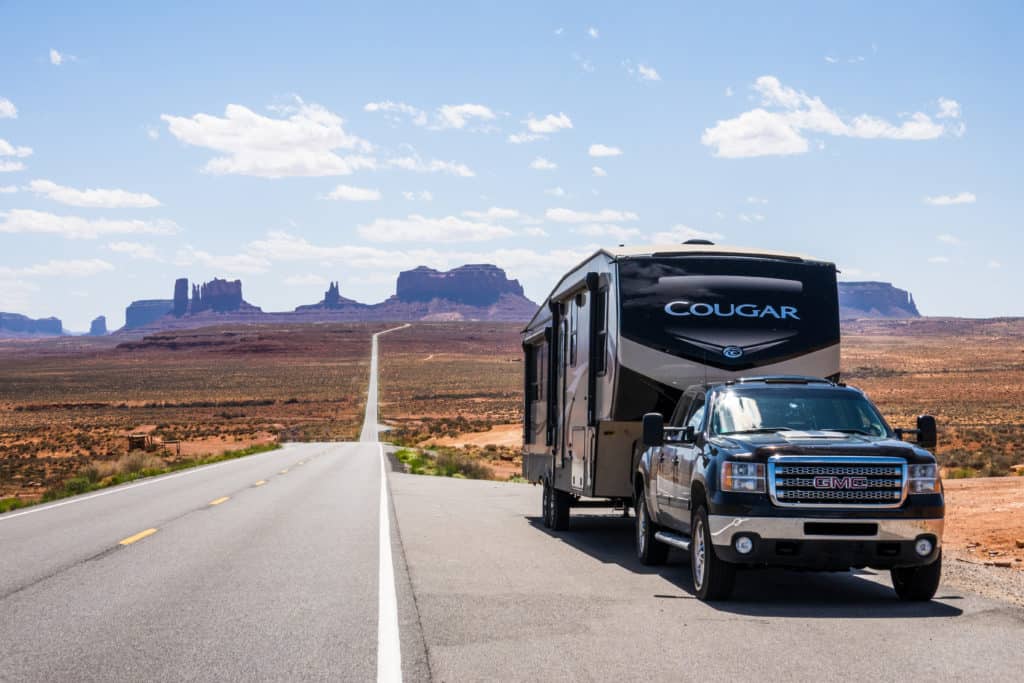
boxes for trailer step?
[654,531,692,552]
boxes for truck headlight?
[721,461,765,493]
[908,463,940,494]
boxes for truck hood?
[710,431,935,463]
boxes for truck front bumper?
[708,515,943,569]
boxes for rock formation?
[173,278,189,317]
[0,313,63,336]
[124,300,173,329]
[395,264,526,306]
[88,316,107,336]
[190,278,252,313]
[294,281,364,311]
[838,281,921,319]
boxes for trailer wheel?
[550,487,571,531]
[541,477,553,528]
[691,506,735,601]
[635,488,668,565]
[891,552,942,602]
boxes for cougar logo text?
[664,301,800,320]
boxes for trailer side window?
[524,344,539,443]
[569,296,581,367]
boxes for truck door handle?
[672,456,679,465]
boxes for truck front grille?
[768,456,907,508]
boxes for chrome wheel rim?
[693,518,706,589]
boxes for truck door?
[656,394,693,526]
[673,395,707,530]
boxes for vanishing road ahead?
[2,324,1022,681]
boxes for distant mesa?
[294,281,364,312]
[125,277,260,330]
[0,312,63,337]
[394,264,526,306]
[838,281,921,319]
[89,316,108,336]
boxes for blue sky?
[1,1,1021,330]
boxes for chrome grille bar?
[768,456,908,509]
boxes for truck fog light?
[734,535,754,555]
[914,537,934,557]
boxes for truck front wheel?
[691,506,735,601]
[891,552,942,601]
[635,488,668,565]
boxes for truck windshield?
[712,387,890,437]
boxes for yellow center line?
[209,496,230,506]
[279,469,289,474]
[254,480,267,486]
[119,528,158,545]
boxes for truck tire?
[635,488,668,565]
[691,506,735,601]
[891,552,942,601]
[551,486,572,531]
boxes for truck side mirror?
[642,413,665,448]
[916,414,937,449]
[681,425,696,444]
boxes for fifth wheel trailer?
[521,242,841,529]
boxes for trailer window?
[593,288,608,375]
[524,345,540,443]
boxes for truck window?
[711,387,890,436]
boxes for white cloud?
[507,132,544,144]
[546,208,638,223]
[927,256,950,264]
[589,143,622,157]
[0,98,16,119]
[0,277,37,310]
[387,156,474,177]
[924,191,975,206]
[324,184,381,201]
[1,258,115,277]
[0,161,25,173]
[0,185,16,193]
[436,103,496,129]
[545,186,566,197]
[27,179,161,208]
[637,64,661,81]
[824,56,839,64]
[162,99,375,178]
[572,223,640,241]
[572,53,595,73]
[936,233,961,245]
[49,49,64,65]
[284,273,329,287]
[526,113,573,134]
[107,241,158,260]
[357,214,515,243]
[650,225,724,244]
[591,166,607,177]
[402,190,433,201]
[0,209,178,239]
[937,98,961,119]
[988,260,1001,269]
[364,100,429,127]
[554,27,564,36]
[746,195,768,204]
[365,101,495,130]
[701,76,962,158]
[0,139,33,158]
[587,26,599,38]
[524,226,548,237]
[174,245,271,274]
[530,157,557,170]
[462,207,520,220]
[738,213,765,222]
[146,126,160,140]
[724,87,734,97]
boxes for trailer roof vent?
[683,239,715,245]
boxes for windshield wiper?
[824,428,873,435]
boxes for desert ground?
[1,318,1022,573]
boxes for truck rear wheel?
[635,488,668,565]
[541,478,553,528]
[891,552,942,601]
[550,485,571,531]
[691,506,735,601]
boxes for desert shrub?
[434,449,493,479]
[0,497,25,513]
[945,467,977,479]
[119,450,166,474]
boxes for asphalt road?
[2,321,1023,681]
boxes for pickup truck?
[634,376,944,601]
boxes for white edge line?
[377,442,403,682]
[0,445,292,523]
